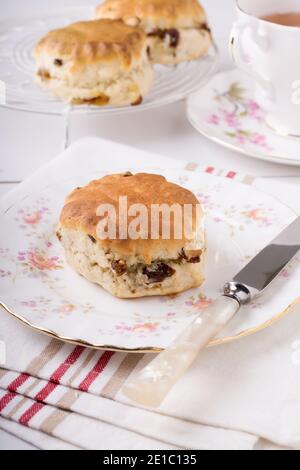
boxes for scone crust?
[59,173,204,263]
[95,0,207,29]
[35,19,147,71]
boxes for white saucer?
[187,69,300,166]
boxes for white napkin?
[0,416,80,450]
[0,137,299,450]
[0,294,257,450]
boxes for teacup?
[230,0,300,137]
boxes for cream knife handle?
[122,296,240,408]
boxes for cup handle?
[229,20,274,99]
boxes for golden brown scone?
[34,19,154,105]
[57,173,206,298]
[95,0,212,65]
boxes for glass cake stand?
[0,6,218,144]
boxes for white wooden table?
[1,0,300,450]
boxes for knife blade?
[231,215,300,295]
[122,216,300,408]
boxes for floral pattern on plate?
[208,82,273,152]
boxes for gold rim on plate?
[2,297,300,353]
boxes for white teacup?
[230,0,300,137]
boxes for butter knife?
[123,216,300,407]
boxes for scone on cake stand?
[95,0,212,65]
[25,1,216,145]
[56,172,206,299]
[34,19,154,106]
[33,0,214,112]
[0,2,217,115]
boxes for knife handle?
[122,296,240,408]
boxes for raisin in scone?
[34,19,154,106]
[95,0,212,65]
[57,172,206,298]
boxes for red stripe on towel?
[17,346,84,426]
[7,373,30,392]
[35,381,58,402]
[50,346,84,384]
[0,392,16,412]
[34,346,85,402]
[19,402,45,426]
[79,352,114,392]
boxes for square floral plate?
[0,168,298,352]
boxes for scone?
[95,0,212,65]
[34,19,154,106]
[57,172,205,298]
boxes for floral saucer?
[187,69,300,166]
[0,169,297,352]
